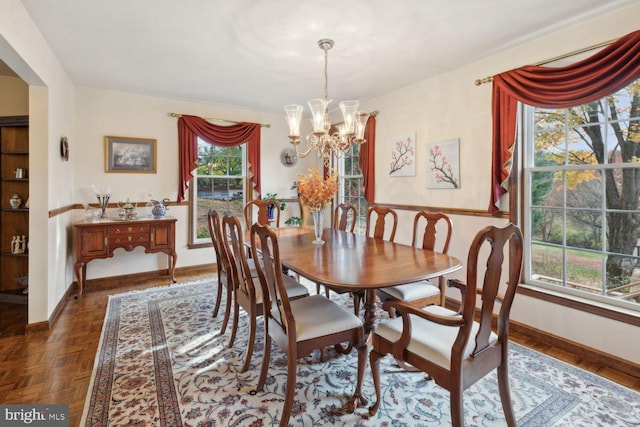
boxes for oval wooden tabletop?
[256,226,462,290]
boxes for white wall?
[359,4,640,364]
[72,87,319,279]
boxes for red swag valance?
[177,115,261,202]
[490,29,640,213]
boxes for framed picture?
[389,133,416,177]
[427,138,460,189]
[105,136,157,173]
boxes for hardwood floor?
[0,270,638,427]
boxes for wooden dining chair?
[333,203,357,232]
[314,203,358,297]
[351,206,399,314]
[365,206,398,241]
[250,223,367,427]
[207,209,234,334]
[377,211,453,310]
[369,223,524,427]
[222,214,309,372]
[244,199,281,227]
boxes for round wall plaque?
[280,148,297,167]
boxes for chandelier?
[284,39,370,166]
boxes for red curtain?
[359,115,376,204]
[177,115,261,202]
[489,29,640,213]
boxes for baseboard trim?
[25,264,216,334]
[509,319,640,379]
[25,321,49,334]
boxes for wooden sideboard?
[74,217,177,295]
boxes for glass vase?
[311,208,325,244]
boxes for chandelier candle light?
[297,168,339,244]
[285,39,370,166]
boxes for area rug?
[81,279,640,426]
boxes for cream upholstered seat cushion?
[289,295,363,342]
[252,274,307,305]
[379,280,440,301]
[283,275,310,299]
[374,305,497,370]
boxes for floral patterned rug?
[81,279,640,426]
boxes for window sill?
[517,284,640,327]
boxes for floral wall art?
[427,138,460,189]
[389,134,416,176]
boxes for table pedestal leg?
[363,289,378,336]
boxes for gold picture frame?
[105,136,157,173]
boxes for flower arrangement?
[297,168,339,210]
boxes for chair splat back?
[468,224,523,355]
[250,223,290,333]
[244,199,281,227]
[207,210,233,332]
[412,210,452,253]
[365,206,398,241]
[222,215,255,303]
[333,203,356,232]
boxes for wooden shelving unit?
[0,116,29,305]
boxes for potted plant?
[263,193,286,221]
[284,216,302,226]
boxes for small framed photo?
[105,136,157,173]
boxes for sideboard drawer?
[109,224,149,236]
[110,233,149,246]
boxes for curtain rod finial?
[475,77,493,86]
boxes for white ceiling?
[10,0,636,114]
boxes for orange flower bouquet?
[297,168,338,244]
[297,168,339,209]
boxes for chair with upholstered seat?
[315,203,358,297]
[369,223,524,427]
[377,211,453,310]
[250,223,367,427]
[244,199,281,227]
[221,214,309,372]
[333,203,357,232]
[365,206,398,241]
[351,206,399,314]
[207,209,234,334]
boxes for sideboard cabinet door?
[80,228,109,257]
[150,223,174,250]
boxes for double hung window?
[337,144,368,234]
[190,138,246,244]
[523,78,640,310]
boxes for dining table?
[249,226,462,336]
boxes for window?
[337,144,368,234]
[523,78,640,310]
[190,139,246,244]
